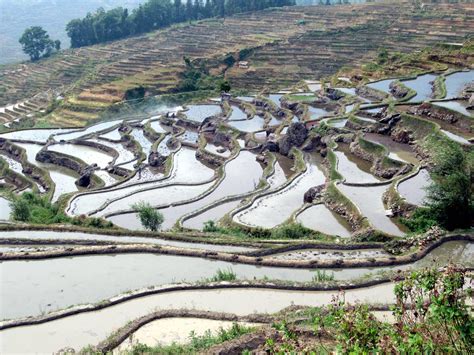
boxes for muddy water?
[327,118,348,128]
[183,199,243,230]
[179,131,199,144]
[0,241,471,322]
[53,119,123,141]
[0,197,11,220]
[130,129,153,156]
[0,254,319,320]
[228,106,247,121]
[107,151,263,230]
[183,157,290,230]
[296,205,352,238]
[0,153,23,174]
[268,94,283,107]
[115,318,259,352]
[228,116,266,132]
[334,147,382,184]
[70,148,213,216]
[441,129,471,145]
[397,169,431,206]
[234,154,325,228]
[444,70,474,99]
[87,138,135,165]
[157,134,173,156]
[0,283,397,353]
[0,230,254,253]
[308,106,331,120]
[99,182,215,217]
[434,100,472,117]
[17,142,79,201]
[0,128,79,143]
[363,133,418,165]
[94,170,118,187]
[367,78,393,94]
[48,143,114,168]
[150,121,169,133]
[402,74,436,102]
[237,96,254,102]
[337,184,405,236]
[100,128,122,141]
[205,143,231,158]
[185,105,222,122]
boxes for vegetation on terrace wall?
[128,322,255,354]
[66,0,295,48]
[9,191,113,228]
[267,267,473,353]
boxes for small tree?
[19,26,58,61]
[425,141,473,230]
[10,198,31,222]
[132,202,164,231]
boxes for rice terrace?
[0,0,473,353]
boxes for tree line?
[66,0,295,48]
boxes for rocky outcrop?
[148,152,167,167]
[389,81,409,99]
[304,185,324,203]
[325,88,344,101]
[166,137,181,151]
[410,103,458,123]
[77,166,95,188]
[196,149,225,168]
[356,86,388,102]
[36,149,83,173]
[390,128,413,144]
[301,134,327,153]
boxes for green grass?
[271,223,314,240]
[358,137,386,157]
[312,270,335,283]
[127,323,256,354]
[399,113,437,141]
[327,149,343,181]
[209,268,237,282]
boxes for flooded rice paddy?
[433,100,472,117]
[0,283,397,353]
[184,105,222,122]
[108,151,263,230]
[48,143,114,168]
[334,146,382,184]
[296,204,352,238]
[397,169,431,206]
[337,184,405,236]
[234,154,325,228]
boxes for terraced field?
[1,1,473,128]
[0,2,473,353]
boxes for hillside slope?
[0,1,472,127]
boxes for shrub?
[132,202,164,232]
[401,207,437,233]
[271,223,312,239]
[425,140,473,230]
[273,267,474,353]
[10,191,114,228]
